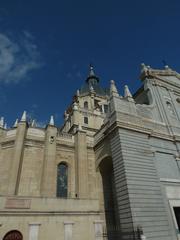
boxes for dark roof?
[79,66,109,96]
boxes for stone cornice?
[94,112,180,147]
[56,142,74,150]
[1,140,15,149]
[24,140,44,148]
[142,71,180,91]
[0,210,102,216]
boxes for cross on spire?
[86,64,99,84]
[89,64,95,77]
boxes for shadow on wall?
[99,157,121,240]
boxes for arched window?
[84,117,88,124]
[57,163,68,198]
[3,230,23,240]
[84,101,88,109]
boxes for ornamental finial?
[141,63,148,72]
[89,64,95,77]
[31,119,36,127]
[0,117,4,128]
[124,85,134,102]
[124,85,132,98]
[49,115,54,126]
[21,111,27,122]
[110,80,119,97]
[13,119,18,127]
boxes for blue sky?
[0,0,180,127]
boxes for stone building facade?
[1,65,180,240]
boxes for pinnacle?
[110,79,119,96]
[124,85,132,98]
[13,119,18,127]
[89,64,95,77]
[21,111,27,122]
[0,117,4,128]
[49,115,54,126]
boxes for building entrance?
[3,230,23,240]
[99,157,121,240]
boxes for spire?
[124,85,134,102]
[89,64,95,77]
[86,64,99,84]
[141,63,148,73]
[49,115,54,126]
[13,119,18,127]
[141,63,151,73]
[76,89,80,97]
[124,85,132,98]
[31,119,36,127]
[110,80,119,97]
[21,111,27,122]
[0,117,4,128]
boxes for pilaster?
[72,107,79,127]
[41,124,57,197]
[8,121,27,195]
[74,128,88,198]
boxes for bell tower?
[61,65,109,135]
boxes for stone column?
[41,124,57,197]
[64,221,74,240]
[72,107,79,126]
[94,220,104,240]
[74,128,88,198]
[29,223,41,240]
[8,120,27,195]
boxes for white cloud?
[0,32,43,84]
[23,30,34,40]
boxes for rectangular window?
[29,224,40,240]
[57,163,68,198]
[104,104,108,113]
[174,207,180,231]
[84,117,88,124]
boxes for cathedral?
[1,64,180,240]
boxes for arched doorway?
[99,157,121,240]
[3,230,23,240]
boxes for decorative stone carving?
[49,136,55,144]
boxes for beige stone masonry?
[8,122,27,195]
[41,125,57,197]
[74,129,89,198]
